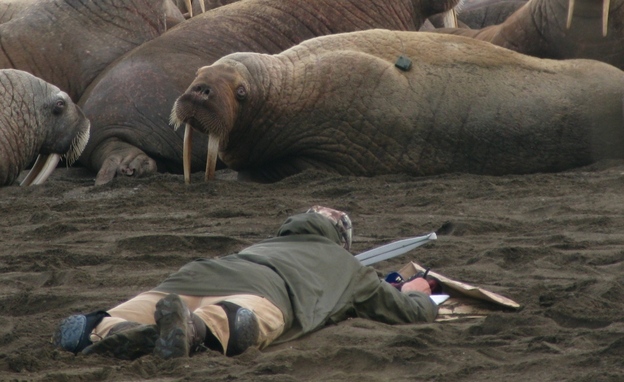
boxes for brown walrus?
[173,0,240,18]
[0,0,38,24]
[171,30,624,183]
[0,0,184,102]
[77,0,460,185]
[0,69,90,186]
[434,0,624,71]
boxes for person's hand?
[401,277,431,295]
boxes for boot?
[153,293,207,359]
[217,301,259,356]
[81,321,159,360]
[52,310,110,354]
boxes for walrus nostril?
[191,84,211,96]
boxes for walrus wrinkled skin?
[434,0,624,70]
[0,70,90,186]
[0,0,38,24]
[171,30,624,183]
[429,0,527,29]
[76,0,460,185]
[0,0,183,101]
[173,0,240,18]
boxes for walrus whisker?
[170,104,182,131]
[454,0,467,13]
[183,123,193,184]
[64,125,91,166]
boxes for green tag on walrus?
[395,56,412,71]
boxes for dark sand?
[0,163,622,381]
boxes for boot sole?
[153,294,189,359]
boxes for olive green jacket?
[154,213,437,343]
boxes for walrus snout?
[171,83,213,122]
[171,86,230,184]
[169,88,214,133]
[190,83,212,98]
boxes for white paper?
[430,294,450,305]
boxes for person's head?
[276,207,352,250]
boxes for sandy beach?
[0,163,622,381]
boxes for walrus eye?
[52,99,65,116]
[236,85,247,100]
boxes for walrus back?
[233,30,624,177]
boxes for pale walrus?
[171,30,624,183]
[0,69,90,186]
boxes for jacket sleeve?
[330,266,438,325]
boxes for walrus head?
[20,87,90,186]
[0,69,91,186]
[170,61,250,183]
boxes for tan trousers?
[90,291,285,354]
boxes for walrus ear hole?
[52,99,65,116]
[235,85,247,101]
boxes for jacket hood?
[276,213,342,245]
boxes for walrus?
[428,0,527,29]
[0,69,90,186]
[76,0,461,185]
[173,0,240,18]
[0,0,184,102]
[171,30,624,183]
[0,0,38,24]
[434,0,624,71]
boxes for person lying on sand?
[52,206,437,360]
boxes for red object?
[427,278,441,294]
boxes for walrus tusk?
[205,133,220,181]
[566,0,575,29]
[199,0,205,14]
[603,0,610,36]
[20,153,61,186]
[184,0,193,17]
[441,9,458,28]
[183,123,193,184]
